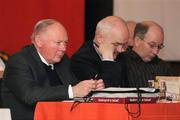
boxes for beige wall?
[114,0,180,61]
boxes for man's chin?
[54,57,63,63]
[143,57,153,62]
[53,54,64,63]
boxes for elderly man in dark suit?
[1,19,104,120]
[71,16,129,87]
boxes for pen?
[85,74,99,100]
[93,74,99,80]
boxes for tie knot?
[44,64,54,70]
[49,64,54,70]
[47,65,52,70]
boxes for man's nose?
[152,47,159,55]
[58,43,67,51]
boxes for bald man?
[1,19,104,120]
[71,16,129,87]
[127,21,136,47]
[117,21,172,87]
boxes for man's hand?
[95,79,105,90]
[72,79,96,98]
[98,42,115,60]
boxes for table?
[34,102,180,120]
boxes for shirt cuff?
[102,58,114,61]
[68,85,74,99]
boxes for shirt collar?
[37,52,54,70]
[93,40,103,60]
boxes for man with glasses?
[117,21,172,87]
[71,16,129,87]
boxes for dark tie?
[44,64,63,86]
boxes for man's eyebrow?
[56,39,68,42]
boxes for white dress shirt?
[37,52,73,98]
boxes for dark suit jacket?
[71,40,128,87]
[1,44,78,120]
[117,49,172,87]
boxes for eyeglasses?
[143,41,164,50]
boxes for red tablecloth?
[34,102,180,120]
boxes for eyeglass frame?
[144,41,164,50]
[137,36,164,50]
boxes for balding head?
[142,21,164,40]
[134,21,164,41]
[94,16,129,59]
[31,19,67,42]
[133,21,164,62]
[32,19,68,64]
[126,21,136,46]
[95,16,129,38]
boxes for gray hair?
[95,21,113,37]
[95,16,126,38]
[31,19,59,42]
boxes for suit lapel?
[54,62,68,85]
[26,45,50,86]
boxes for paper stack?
[91,87,159,103]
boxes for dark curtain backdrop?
[0,0,84,56]
[85,0,113,41]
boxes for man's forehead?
[146,28,163,41]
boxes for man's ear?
[95,33,104,44]
[134,36,141,47]
[34,35,43,47]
